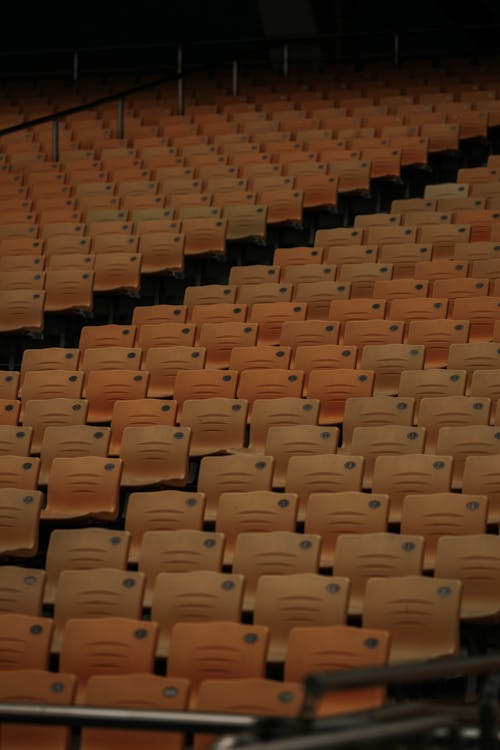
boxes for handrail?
[0,703,262,732]
[304,652,500,700]
[222,714,460,750]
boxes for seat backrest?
[254,573,349,661]
[45,456,122,521]
[85,370,149,422]
[307,369,374,424]
[197,454,274,521]
[363,575,462,663]
[0,612,53,670]
[0,456,40,490]
[0,487,43,558]
[120,425,191,487]
[264,424,339,487]
[180,398,248,455]
[23,397,88,453]
[0,565,45,615]
[342,395,414,451]
[39,425,111,484]
[81,674,189,750]
[248,397,320,452]
[151,570,244,657]
[198,322,257,368]
[173,369,238,420]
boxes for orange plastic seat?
[0,290,45,333]
[387,297,448,324]
[139,529,224,606]
[167,621,269,707]
[138,231,185,274]
[305,491,389,567]
[249,302,306,345]
[145,346,205,398]
[398,369,467,409]
[372,454,453,523]
[44,269,93,313]
[152,570,244,657]
[85,370,149,422]
[39,424,110,484]
[401,492,488,570]
[236,369,304,418]
[351,425,425,488]
[173,369,238,421]
[43,456,122,520]
[417,396,490,452]
[79,324,136,350]
[363,576,461,663]
[294,281,350,320]
[244,397,320,454]
[450,297,500,341]
[265,424,339,488]
[197,454,274,521]
[360,344,425,395]
[59,617,158,702]
[81,674,189,750]
[181,398,247,456]
[378,243,432,278]
[0,456,40,490]
[334,532,424,615]
[436,425,500,489]
[110,398,177,455]
[0,669,76,750]
[198,322,257,369]
[191,304,247,340]
[307,369,374,424]
[44,527,130,604]
[120,425,190,487]
[233,531,321,610]
[0,613,53,670]
[131,304,187,327]
[229,345,292,372]
[136,322,195,352]
[181,217,226,258]
[284,625,390,717]
[407,320,470,368]
[229,265,280,285]
[342,396,414,452]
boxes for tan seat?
[120,425,191,487]
[181,398,248,456]
[43,457,122,521]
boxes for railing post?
[51,118,59,162]
[73,50,79,82]
[232,60,239,97]
[117,98,125,140]
[177,45,184,116]
[283,43,289,78]
[393,32,400,68]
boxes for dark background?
[1,0,500,79]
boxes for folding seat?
[59,617,158,702]
[329,299,386,341]
[436,425,500,489]
[372,454,453,523]
[292,280,350,320]
[38,423,109,484]
[457,167,498,185]
[417,396,491,453]
[283,264,337,286]
[79,324,136,351]
[322,245,377,271]
[0,223,38,243]
[435,535,500,622]
[0,486,42,559]
[44,269,93,313]
[334,532,424,615]
[284,624,390,717]
[44,235,92,257]
[341,395,414,452]
[398,369,467,410]
[237,283,293,309]
[191,304,247,341]
[342,321,404,362]
[401,493,488,571]
[407,320,470,368]
[20,348,80,383]
[0,564,43,611]
[109,398,177,455]
[0,269,46,291]
[279,321,340,356]
[363,225,416,247]
[387,297,448,325]
[184,284,237,311]
[326,159,371,195]
[265,425,339,488]
[470,370,500,421]
[0,612,53,670]
[437,196,486,212]
[0,289,45,334]
[0,423,32,457]
[447,342,500,382]
[85,208,128,225]
[40,222,86,242]
[85,370,149,422]
[139,529,224,606]
[135,218,180,236]
[371,280,430,304]
[167,621,268,707]
[229,345,292,373]
[22,397,88,455]
[173,369,238,421]
[417,224,471,260]
[391,198,436,213]
[180,217,226,258]
[228,265,280,286]
[360,344,425,395]
[293,345,357,393]
[180,398,248,456]
[351,425,425,488]
[233,530,321,611]
[450,297,500,341]
[0,255,45,273]
[120,424,190,487]
[236,369,304,418]
[314,227,363,250]
[377,243,432,279]
[255,573,349,661]
[452,209,500,242]
[80,674,189,750]
[92,253,142,294]
[81,347,142,375]
[196,322,256,370]
[363,576,461,663]
[0,398,20,426]
[152,570,244,657]
[308,368,374,424]
[430,278,488,304]
[401,210,451,228]
[136,322,195,352]
[471,258,500,282]
[176,205,220,221]
[0,453,40,490]
[42,456,122,520]
[91,234,139,255]
[144,347,206,399]
[195,678,302,750]
[304,491,389,568]
[0,669,76,750]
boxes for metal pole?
[177,45,184,116]
[394,32,400,68]
[51,119,59,162]
[73,50,79,82]
[232,60,239,97]
[117,98,125,140]
[283,43,289,78]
